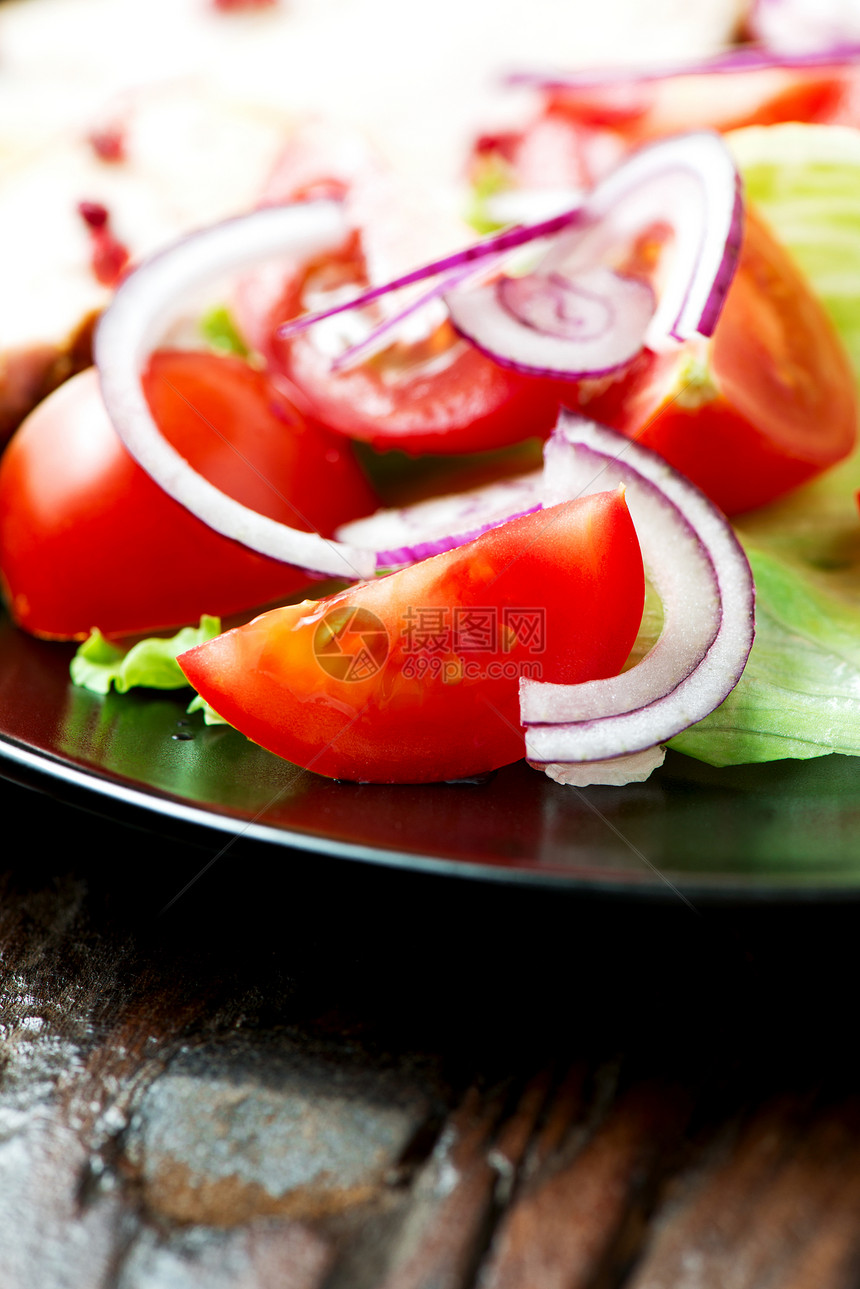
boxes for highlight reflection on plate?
[2,608,860,898]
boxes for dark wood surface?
[2,769,860,1289]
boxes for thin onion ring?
[444,132,743,379]
[95,201,378,581]
[522,414,755,764]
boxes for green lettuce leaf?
[730,123,860,372]
[670,124,860,765]
[671,547,860,763]
[199,305,249,358]
[70,616,222,695]
[186,693,231,726]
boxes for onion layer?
[445,132,743,379]
[337,473,544,568]
[522,413,755,765]
[447,266,655,379]
[95,202,378,581]
[275,207,585,341]
[273,135,741,386]
[539,745,667,787]
[505,43,860,89]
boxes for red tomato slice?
[565,207,858,516]
[264,232,562,457]
[0,350,376,639]
[179,490,644,783]
[547,66,860,138]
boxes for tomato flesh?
[265,234,562,456]
[179,490,644,783]
[566,207,858,516]
[546,66,860,139]
[0,351,376,639]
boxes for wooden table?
[2,769,860,1289]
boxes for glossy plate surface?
[2,608,860,899]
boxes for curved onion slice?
[447,265,655,379]
[446,131,743,378]
[337,473,544,569]
[505,42,860,89]
[275,206,584,341]
[331,260,482,372]
[95,202,377,581]
[522,414,755,765]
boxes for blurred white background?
[0,0,744,180]
[0,0,745,367]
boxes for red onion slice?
[446,266,655,379]
[337,473,544,569]
[522,414,755,765]
[275,207,585,341]
[445,132,743,379]
[330,259,489,372]
[590,132,742,344]
[505,43,860,89]
[276,135,741,385]
[95,202,378,581]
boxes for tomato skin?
[567,207,858,516]
[0,351,376,639]
[265,236,562,456]
[179,491,644,783]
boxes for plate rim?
[4,726,860,904]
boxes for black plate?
[2,608,860,899]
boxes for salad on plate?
[2,3,860,790]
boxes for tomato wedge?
[565,206,858,516]
[264,233,562,457]
[0,350,376,639]
[179,490,644,783]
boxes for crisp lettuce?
[730,124,860,372]
[671,124,860,765]
[70,616,222,695]
[465,152,515,234]
[185,693,231,726]
[199,305,249,358]
[671,547,860,763]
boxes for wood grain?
[3,779,860,1288]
